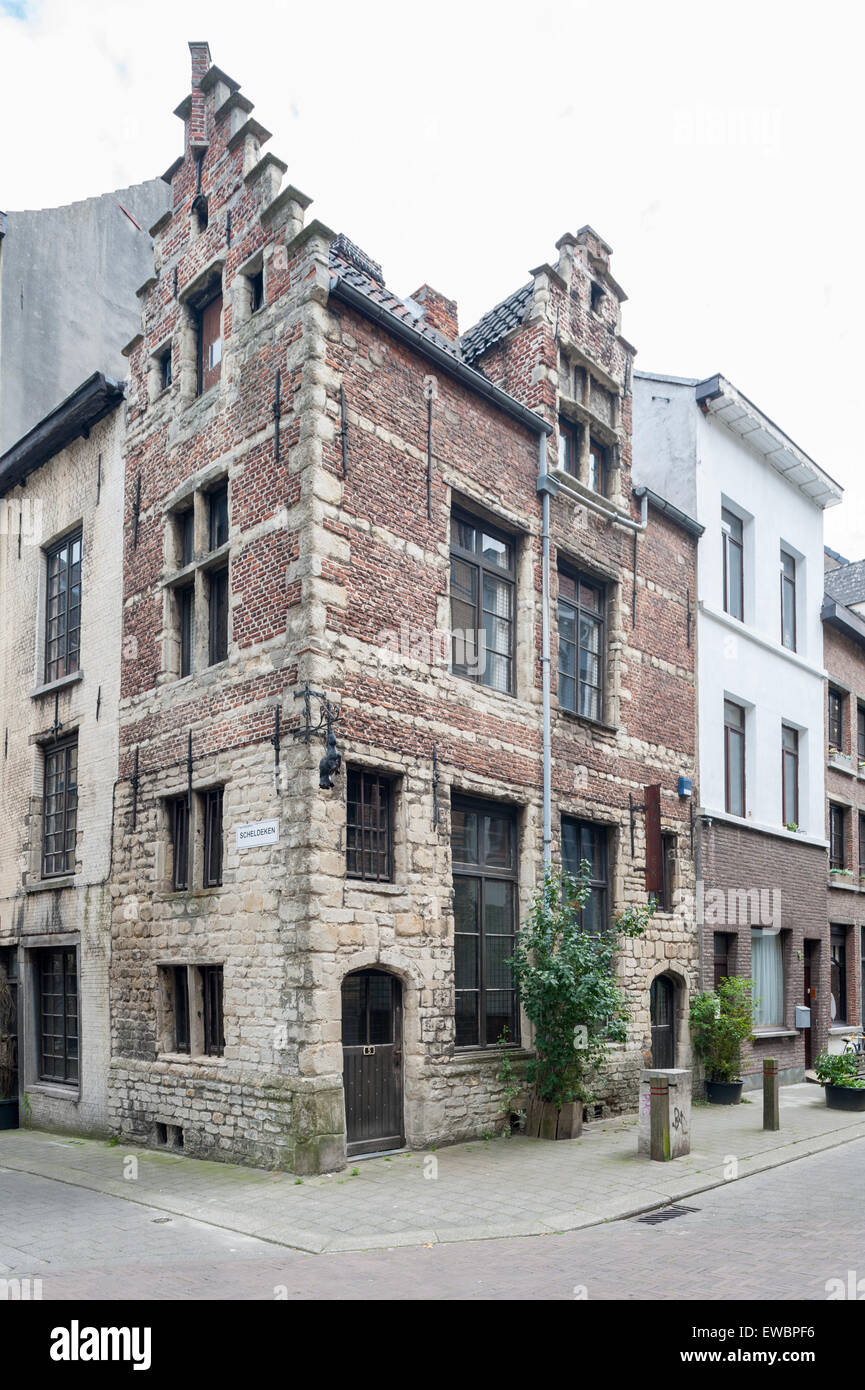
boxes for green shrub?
[689,975,755,1083]
[814,1051,865,1089]
[507,864,654,1110]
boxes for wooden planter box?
[525,1095,583,1140]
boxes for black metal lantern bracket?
[291,682,343,788]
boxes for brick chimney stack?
[188,41,212,149]
[411,285,459,342]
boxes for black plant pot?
[705,1079,743,1105]
[825,1083,865,1112]
[0,1098,18,1131]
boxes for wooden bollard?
[763,1057,780,1131]
[650,1073,671,1161]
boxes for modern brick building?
[107,43,701,1172]
[822,549,865,1054]
[0,374,126,1136]
[634,372,843,1088]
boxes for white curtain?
[751,931,784,1026]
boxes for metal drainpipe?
[540,434,552,870]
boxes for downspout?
[538,438,553,870]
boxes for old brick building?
[822,549,865,1055]
[0,374,126,1136]
[104,42,701,1172]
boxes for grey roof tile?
[825,559,865,608]
[460,283,532,363]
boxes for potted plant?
[814,1052,865,1111]
[0,961,18,1131]
[785,822,799,833]
[689,975,755,1104]
[507,864,654,1139]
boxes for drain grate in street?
[637,1205,699,1225]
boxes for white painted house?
[633,371,842,1085]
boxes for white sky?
[3,0,863,558]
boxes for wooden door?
[804,941,815,1068]
[342,970,403,1157]
[650,975,676,1069]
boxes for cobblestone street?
[1,1128,864,1300]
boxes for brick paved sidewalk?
[1,1084,862,1253]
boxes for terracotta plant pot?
[525,1095,583,1140]
[705,1079,743,1105]
[825,1083,865,1112]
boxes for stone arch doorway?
[650,973,677,1069]
[341,968,404,1157]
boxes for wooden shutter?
[644,784,663,898]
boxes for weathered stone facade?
[103,44,700,1173]
[0,383,125,1136]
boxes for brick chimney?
[188,41,212,149]
[411,285,459,342]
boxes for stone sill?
[23,877,76,894]
[556,707,618,736]
[30,671,83,701]
[28,1082,80,1101]
[827,757,857,779]
[448,1047,532,1070]
[156,1053,227,1067]
[828,877,857,890]
[829,1025,862,1036]
[752,1029,798,1040]
[345,880,407,895]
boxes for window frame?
[36,946,79,1085]
[449,510,516,696]
[346,769,394,883]
[723,699,746,817]
[42,736,79,879]
[780,548,797,651]
[169,795,190,892]
[451,796,519,1050]
[44,529,83,686]
[828,688,844,753]
[858,704,865,763]
[721,507,744,621]
[201,965,225,1057]
[561,815,610,931]
[196,290,223,396]
[202,788,224,890]
[207,565,229,667]
[557,566,606,723]
[587,437,608,497]
[558,416,581,478]
[781,724,799,826]
[829,803,846,871]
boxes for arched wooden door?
[341,970,404,1157]
[650,975,676,1069]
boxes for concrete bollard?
[763,1057,780,1131]
[639,1068,691,1160]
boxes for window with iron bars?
[346,770,394,882]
